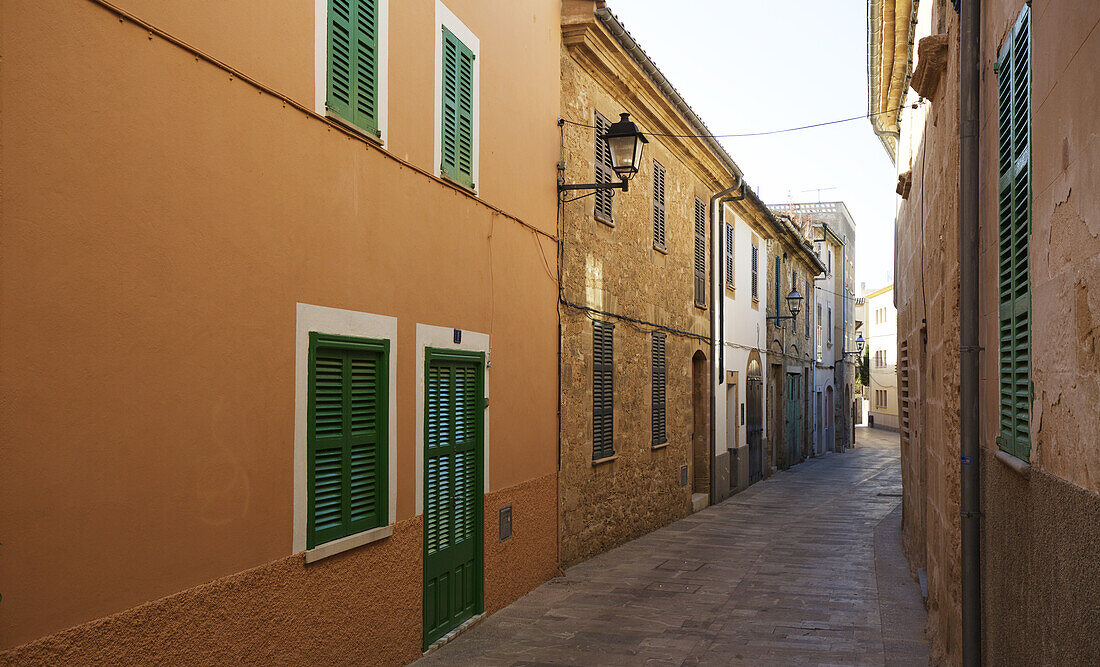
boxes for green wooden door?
[785,373,802,468]
[423,349,485,649]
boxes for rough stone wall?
[895,1,1100,664]
[558,44,710,567]
[0,472,558,664]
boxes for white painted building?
[864,284,898,430]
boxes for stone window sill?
[325,111,384,147]
[653,243,668,255]
[595,212,614,227]
[592,454,619,467]
[304,524,394,564]
[994,449,1031,479]
[651,441,669,451]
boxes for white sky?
[608,0,898,291]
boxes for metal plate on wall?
[499,505,512,542]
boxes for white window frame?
[314,0,390,144]
[294,303,398,561]
[433,1,480,189]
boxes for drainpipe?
[959,0,982,663]
[710,177,744,505]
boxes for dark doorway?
[691,351,708,498]
[746,356,763,483]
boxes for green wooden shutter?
[695,197,707,307]
[594,111,614,222]
[996,5,1032,461]
[441,27,475,188]
[653,161,666,249]
[307,333,388,549]
[652,332,667,446]
[327,0,379,135]
[775,256,782,320]
[592,321,615,460]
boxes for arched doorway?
[691,351,708,499]
[746,353,763,484]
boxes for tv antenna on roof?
[801,186,837,202]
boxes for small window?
[307,333,389,549]
[827,306,833,344]
[653,161,666,250]
[594,111,614,223]
[651,332,667,446]
[592,321,615,460]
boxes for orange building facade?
[0,0,561,662]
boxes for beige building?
[864,284,898,430]
[557,0,743,566]
[0,0,561,661]
[869,0,1100,663]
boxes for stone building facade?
[558,1,742,566]
[763,215,826,472]
[869,0,1100,663]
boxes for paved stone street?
[421,427,927,666]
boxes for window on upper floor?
[436,5,478,190]
[694,197,707,308]
[652,161,667,251]
[827,305,833,344]
[594,111,614,224]
[324,0,385,138]
[996,4,1032,463]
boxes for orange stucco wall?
[0,0,560,650]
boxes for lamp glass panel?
[607,135,638,175]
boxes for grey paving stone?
[418,427,928,666]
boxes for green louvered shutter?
[653,161,666,250]
[327,0,379,135]
[307,333,388,549]
[441,27,475,189]
[694,197,707,308]
[996,5,1032,461]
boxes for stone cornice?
[562,18,737,191]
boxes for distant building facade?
[864,284,898,431]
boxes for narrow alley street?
[422,428,927,666]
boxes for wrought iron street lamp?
[842,333,865,358]
[559,113,648,194]
[772,288,803,327]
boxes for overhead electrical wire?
[560,107,908,139]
